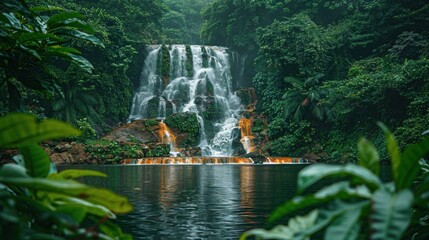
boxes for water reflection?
[68,165,306,239]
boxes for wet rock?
[55,142,71,152]
[102,119,160,144]
[242,152,267,164]
[235,88,257,109]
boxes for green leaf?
[46,12,85,27]
[49,169,107,180]
[297,164,382,193]
[45,48,94,73]
[241,210,318,240]
[100,220,133,240]
[54,196,116,219]
[0,177,133,213]
[378,123,401,189]
[269,182,370,223]
[17,32,63,44]
[358,137,380,176]
[0,164,29,178]
[20,144,50,178]
[56,29,104,47]
[324,206,361,240]
[304,201,368,238]
[398,136,429,190]
[1,13,24,30]
[284,76,303,86]
[19,45,41,60]
[56,205,86,223]
[48,19,95,34]
[0,114,81,148]
[371,189,413,240]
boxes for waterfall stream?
[129,45,243,156]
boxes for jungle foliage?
[0,113,133,239]
[201,0,429,161]
[0,0,212,133]
[242,125,429,240]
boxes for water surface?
[69,165,306,239]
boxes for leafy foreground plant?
[242,123,429,240]
[0,113,132,239]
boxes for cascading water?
[129,45,243,156]
[239,118,255,154]
[158,121,179,156]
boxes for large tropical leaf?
[269,181,370,223]
[0,176,133,213]
[20,144,50,178]
[358,137,380,176]
[17,32,63,44]
[304,201,368,238]
[241,210,318,240]
[378,123,402,189]
[55,29,104,47]
[48,18,95,34]
[0,113,80,148]
[44,48,94,73]
[54,196,116,219]
[397,136,429,190]
[297,164,382,193]
[46,12,85,28]
[324,206,361,240]
[48,169,107,180]
[0,163,29,178]
[99,220,133,240]
[371,189,413,240]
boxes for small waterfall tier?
[129,45,243,156]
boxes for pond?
[66,164,391,239]
[65,165,306,239]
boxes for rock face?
[102,119,160,144]
[40,114,204,165]
[236,87,257,111]
[236,112,269,156]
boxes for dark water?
[67,164,391,240]
[67,165,306,239]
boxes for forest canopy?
[1,0,428,162]
[201,0,429,161]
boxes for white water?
[129,45,243,156]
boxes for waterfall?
[129,45,243,156]
[239,118,255,154]
[158,121,179,156]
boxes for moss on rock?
[165,112,200,147]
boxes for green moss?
[165,112,200,147]
[185,45,194,77]
[161,44,171,86]
[144,119,159,128]
[147,144,170,157]
[202,46,209,68]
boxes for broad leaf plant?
[242,123,429,240]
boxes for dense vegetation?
[1,0,429,239]
[201,0,429,162]
[243,126,429,240]
[0,0,211,133]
